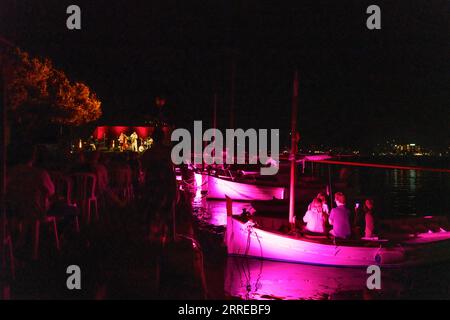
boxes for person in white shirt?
[130,131,139,152]
[308,192,329,214]
[303,197,326,234]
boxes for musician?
[146,137,154,149]
[119,132,126,151]
[130,131,139,152]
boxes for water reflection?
[225,257,403,300]
[193,198,252,227]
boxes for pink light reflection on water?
[193,174,253,226]
[194,198,253,226]
[225,257,404,300]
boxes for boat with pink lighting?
[190,156,332,201]
[193,172,286,201]
[225,206,450,267]
[224,158,450,268]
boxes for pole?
[229,58,235,129]
[1,46,8,275]
[213,92,217,159]
[288,71,299,226]
[328,165,333,210]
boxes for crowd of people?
[303,192,377,240]
[3,129,207,298]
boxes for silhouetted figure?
[363,199,376,238]
[141,128,171,172]
[7,145,55,221]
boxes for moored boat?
[225,199,450,267]
[194,172,285,201]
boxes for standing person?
[141,128,171,173]
[363,199,376,238]
[119,132,126,151]
[128,152,142,191]
[328,192,351,239]
[86,151,109,197]
[130,131,139,152]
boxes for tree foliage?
[4,48,102,126]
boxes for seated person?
[307,192,329,215]
[352,202,364,237]
[329,192,351,239]
[7,145,55,221]
[7,145,56,251]
[363,199,376,238]
[303,198,326,234]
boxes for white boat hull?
[195,173,285,201]
[226,215,450,267]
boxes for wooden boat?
[224,71,450,268]
[225,200,450,267]
[193,174,330,202]
[194,172,285,201]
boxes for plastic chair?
[71,173,98,225]
[6,194,61,262]
[50,172,80,232]
[50,172,73,205]
[32,215,60,261]
[111,168,134,203]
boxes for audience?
[328,192,351,239]
[6,145,55,221]
[303,197,327,234]
[3,138,205,297]
[363,199,376,238]
[308,192,329,215]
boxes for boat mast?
[212,91,218,160]
[289,71,299,226]
[229,57,235,129]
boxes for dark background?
[1,0,449,149]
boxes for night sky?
[1,0,449,149]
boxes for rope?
[307,159,450,173]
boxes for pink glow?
[133,126,151,138]
[111,126,128,136]
[194,172,204,201]
[226,215,407,266]
[93,126,158,139]
[225,257,403,300]
[161,126,170,134]
[94,126,107,140]
[202,174,285,201]
[192,198,252,227]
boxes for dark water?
[193,157,450,300]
